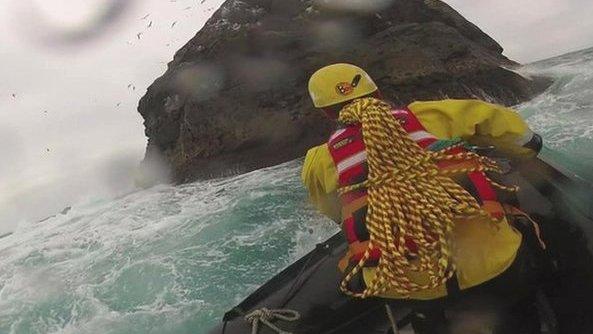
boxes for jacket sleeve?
[408,99,542,159]
[301,144,341,223]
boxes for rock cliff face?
[138,0,548,183]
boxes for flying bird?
[171,21,177,28]
[11,93,16,98]
[46,148,50,152]
[116,102,121,107]
[184,6,192,10]
[136,32,143,40]
[148,21,153,28]
[141,14,150,20]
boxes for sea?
[1,47,592,334]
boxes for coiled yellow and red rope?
[337,97,516,298]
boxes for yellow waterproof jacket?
[302,99,538,300]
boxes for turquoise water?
[0,163,338,334]
[518,47,593,182]
[1,47,593,334]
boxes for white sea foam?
[517,47,593,180]
[2,47,593,333]
[0,160,337,334]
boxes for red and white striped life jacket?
[327,107,506,269]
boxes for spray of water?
[518,47,593,181]
[0,161,337,334]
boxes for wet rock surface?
[138,0,550,183]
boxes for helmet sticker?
[335,74,363,96]
[336,82,354,96]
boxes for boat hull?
[209,158,593,334]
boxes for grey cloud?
[446,0,593,62]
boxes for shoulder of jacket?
[306,143,330,157]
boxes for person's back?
[302,63,546,333]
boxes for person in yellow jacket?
[303,63,545,333]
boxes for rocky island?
[138,0,549,183]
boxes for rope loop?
[245,308,300,334]
[336,97,518,298]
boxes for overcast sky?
[1,0,592,233]
[447,0,593,62]
[0,0,225,233]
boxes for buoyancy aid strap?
[341,195,368,219]
[349,240,370,256]
[343,218,358,244]
[347,240,381,264]
[439,159,504,219]
[481,200,505,220]
[427,137,464,152]
[467,171,497,201]
[503,204,547,250]
[339,252,351,272]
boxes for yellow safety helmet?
[308,63,378,108]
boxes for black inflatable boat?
[208,157,593,334]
